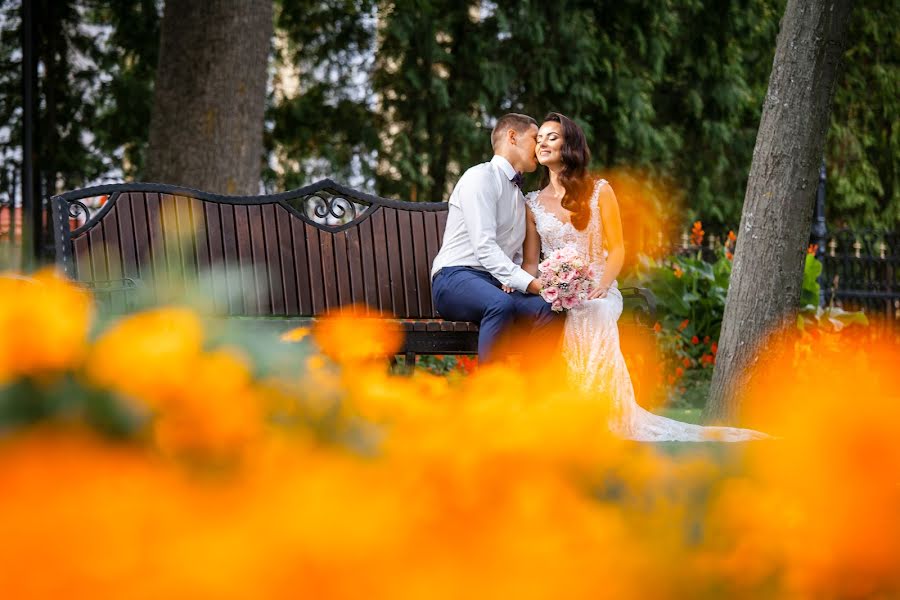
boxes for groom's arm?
[457,172,538,294]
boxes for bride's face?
[536,121,564,167]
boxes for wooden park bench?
[51,180,656,362]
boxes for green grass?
[658,407,704,424]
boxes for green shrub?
[627,232,866,408]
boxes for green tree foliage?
[1,0,105,191]
[2,1,896,231]
[372,0,503,200]
[268,0,787,223]
[266,0,379,189]
[826,0,900,229]
[89,0,160,178]
[0,0,159,191]
[657,0,783,228]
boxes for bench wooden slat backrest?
[52,180,449,319]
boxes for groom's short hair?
[491,113,537,150]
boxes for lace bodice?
[526,179,608,280]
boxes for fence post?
[812,158,828,306]
[20,0,40,271]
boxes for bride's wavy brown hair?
[539,112,593,230]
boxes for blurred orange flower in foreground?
[0,269,92,384]
[280,325,311,342]
[1,275,899,598]
[87,308,262,460]
[88,307,205,407]
[702,333,900,597]
[313,305,403,364]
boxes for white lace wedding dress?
[526,180,768,442]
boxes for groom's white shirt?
[431,155,534,293]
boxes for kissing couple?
[430,112,768,442]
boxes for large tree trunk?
[144,0,273,194]
[704,0,853,423]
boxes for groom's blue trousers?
[432,266,559,362]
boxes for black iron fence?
[0,166,57,266]
[0,167,21,265]
[820,229,899,325]
[637,221,899,330]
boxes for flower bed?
[1,269,897,598]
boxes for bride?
[521,112,767,442]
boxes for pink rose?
[551,299,563,312]
[541,286,560,302]
[558,268,576,283]
[561,294,578,310]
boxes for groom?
[431,113,558,362]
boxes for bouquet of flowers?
[538,245,596,312]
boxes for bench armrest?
[619,286,657,325]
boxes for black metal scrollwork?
[67,199,91,222]
[307,192,360,222]
[286,189,367,228]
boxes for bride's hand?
[589,284,609,300]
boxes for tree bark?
[704,0,854,423]
[144,0,273,195]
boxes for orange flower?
[711,342,718,354]
[678,319,689,332]
[673,265,684,278]
[281,326,311,342]
[691,336,700,345]
[690,221,705,246]
[675,367,684,378]
[807,243,819,255]
[725,250,734,261]
[152,347,263,459]
[87,307,205,408]
[682,357,692,368]
[727,230,736,243]
[653,322,662,333]
[313,305,403,365]
[0,269,93,384]
[703,336,711,344]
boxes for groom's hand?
[526,278,542,295]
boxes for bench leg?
[405,351,416,374]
